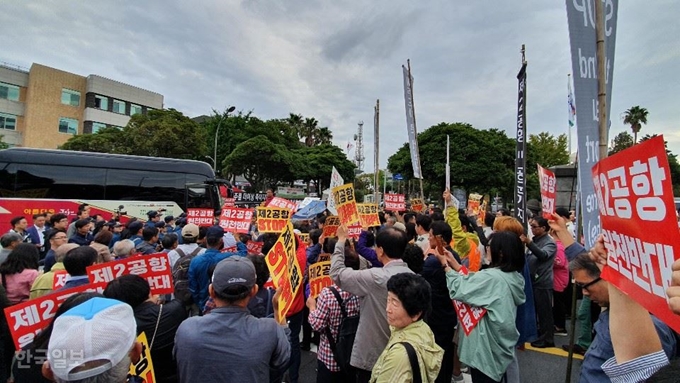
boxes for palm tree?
[623,106,649,144]
[313,127,333,146]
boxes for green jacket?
[445,267,525,381]
[370,320,443,383]
[29,262,66,299]
[445,206,479,259]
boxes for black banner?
[233,192,267,203]
[514,63,527,228]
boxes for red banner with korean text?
[51,270,68,290]
[452,266,487,335]
[347,223,362,240]
[264,222,303,323]
[308,261,332,299]
[246,240,264,254]
[268,197,298,213]
[357,204,381,228]
[331,183,360,226]
[256,207,291,233]
[218,207,254,234]
[593,136,680,333]
[186,208,215,226]
[538,164,557,219]
[384,193,406,211]
[223,198,235,207]
[410,198,425,213]
[4,282,107,350]
[87,254,174,295]
[322,216,341,237]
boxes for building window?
[130,104,142,116]
[0,82,20,101]
[92,122,107,133]
[58,117,78,134]
[61,89,81,107]
[112,99,125,114]
[0,112,17,130]
[94,95,108,110]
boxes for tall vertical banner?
[514,62,528,228]
[446,135,451,191]
[327,166,344,215]
[264,222,302,323]
[537,164,557,219]
[593,136,680,333]
[402,63,422,179]
[374,100,380,204]
[566,0,618,249]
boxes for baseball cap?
[206,225,224,241]
[154,221,166,229]
[393,222,406,232]
[211,256,256,296]
[164,215,175,223]
[147,210,160,219]
[127,221,143,234]
[47,297,136,381]
[181,223,199,239]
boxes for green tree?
[0,135,10,150]
[609,131,634,155]
[286,114,334,147]
[639,134,680,195]
[623,106,649,144]
[295,144,355,196]
[59,126,124,153]
[526,132,570,200]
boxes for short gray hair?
[569,252,601,279]
[113,239,135,258]
[55,355,130,383]
[0,232,22,248]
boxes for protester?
[104,274,187,383]
[414,214,432,254]
[112,239,136,259]
[174,257,290,382]
[284,232,310,383]
[0,232,23,265]
[136,227,159,255]
[8,216,30,243]
[356,229,381,268]
[161,233,178,253]
[42,229,68,272]
[0,243,40,304]
[89,230,113,264]
[26,213,47,256]
[65,203,90,239]
[68,218,94,246]
[550,228,570,336]
[370,273,443,383]
[42,213,69,257]
[166,223,205,267]
[60,246,98,290]
[307,240,361,382]
[42,297,141,382]
[330,225,413,383]
[402,243,425,274]
[30,243,79,299]
[437,230,526,383]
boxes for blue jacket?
[26,226,43,246]
[189,246,247,311]
[357,231,382,268]
[68,232,93,246]
[306,243,322,266]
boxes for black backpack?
[171,247,203,305]
[324,287,360,372]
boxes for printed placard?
[327,166,344,215]
[468,193,482,216]
[308,261,332,299]
[218,207,254,234]
[331,183,360,226]
[4,282,106,350]
[87,254,173,295]
[384,193,406,211]
[410,198,425,213]
[451,266,487,336]
[538,164,557,219]
[317,253,331,263]
[186,208,215,226]
[322,216,341,237]
[256,207,291,233]
[223,198,235,207]
[264,222,303,323]
[347,223,362,240]
[51,270,68,290]
[357,204,381,228]
[298,233,310,244]
[593,136,680,333]
[129,332,156,383]
[233,192,267,203]
[246,240,264,255]
[268,197,298,213]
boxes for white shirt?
[415,233,430,255]
[35,225,46,246]
[167,243,206,267]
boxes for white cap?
[47,297,137,381]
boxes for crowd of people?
[0,191,678,383]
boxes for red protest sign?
[218,207,254,234]
[538,164,557,219]
[223,198,235,207]
[322,216,341,237]
[268,197,298,213]
[347,223,362,240]
[246,240,264,254]
[186,208,215,226]
[384,193,405,211]
[593,135,680,333]
[4,282,107,350]
[410,199,425,213]
[256,207,291,233]
[52,270,68,290]
[87,254,174,295]
[452,266,487,335]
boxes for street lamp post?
[213,106,236,172]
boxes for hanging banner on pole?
[374,100,380,204]
[446,135,451,191]
[402,64,422,179]
[593,136,680,334]
[327,166,344,215]
[538,164,557,219]
[514,60,528,228]
[566,0,618,249]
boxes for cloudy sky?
[2,1,678,172]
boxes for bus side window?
[15,164,105,200]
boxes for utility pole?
[354,121,365,172]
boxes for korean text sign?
[322,216,341,237]
[256,207,291,233]
[129,332,156,383]
[268,197,298,213]
[384,193,406,211]
[357,204,381,228]
[537,164,557,219]
[87,254,174,295]
[218,207,254,234]
[308,261,332,299]
[264,223,303,323]
[186,208,214,227]
[451,266,487,335]
[410,199,425,213]
[331,183,360,226]
[593,136,680,333]
[4,283,106,350]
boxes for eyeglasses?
[575,277,602,292]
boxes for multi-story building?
[0,62,163,148]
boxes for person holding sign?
[435,231,526,383]
[174,256,290,383]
